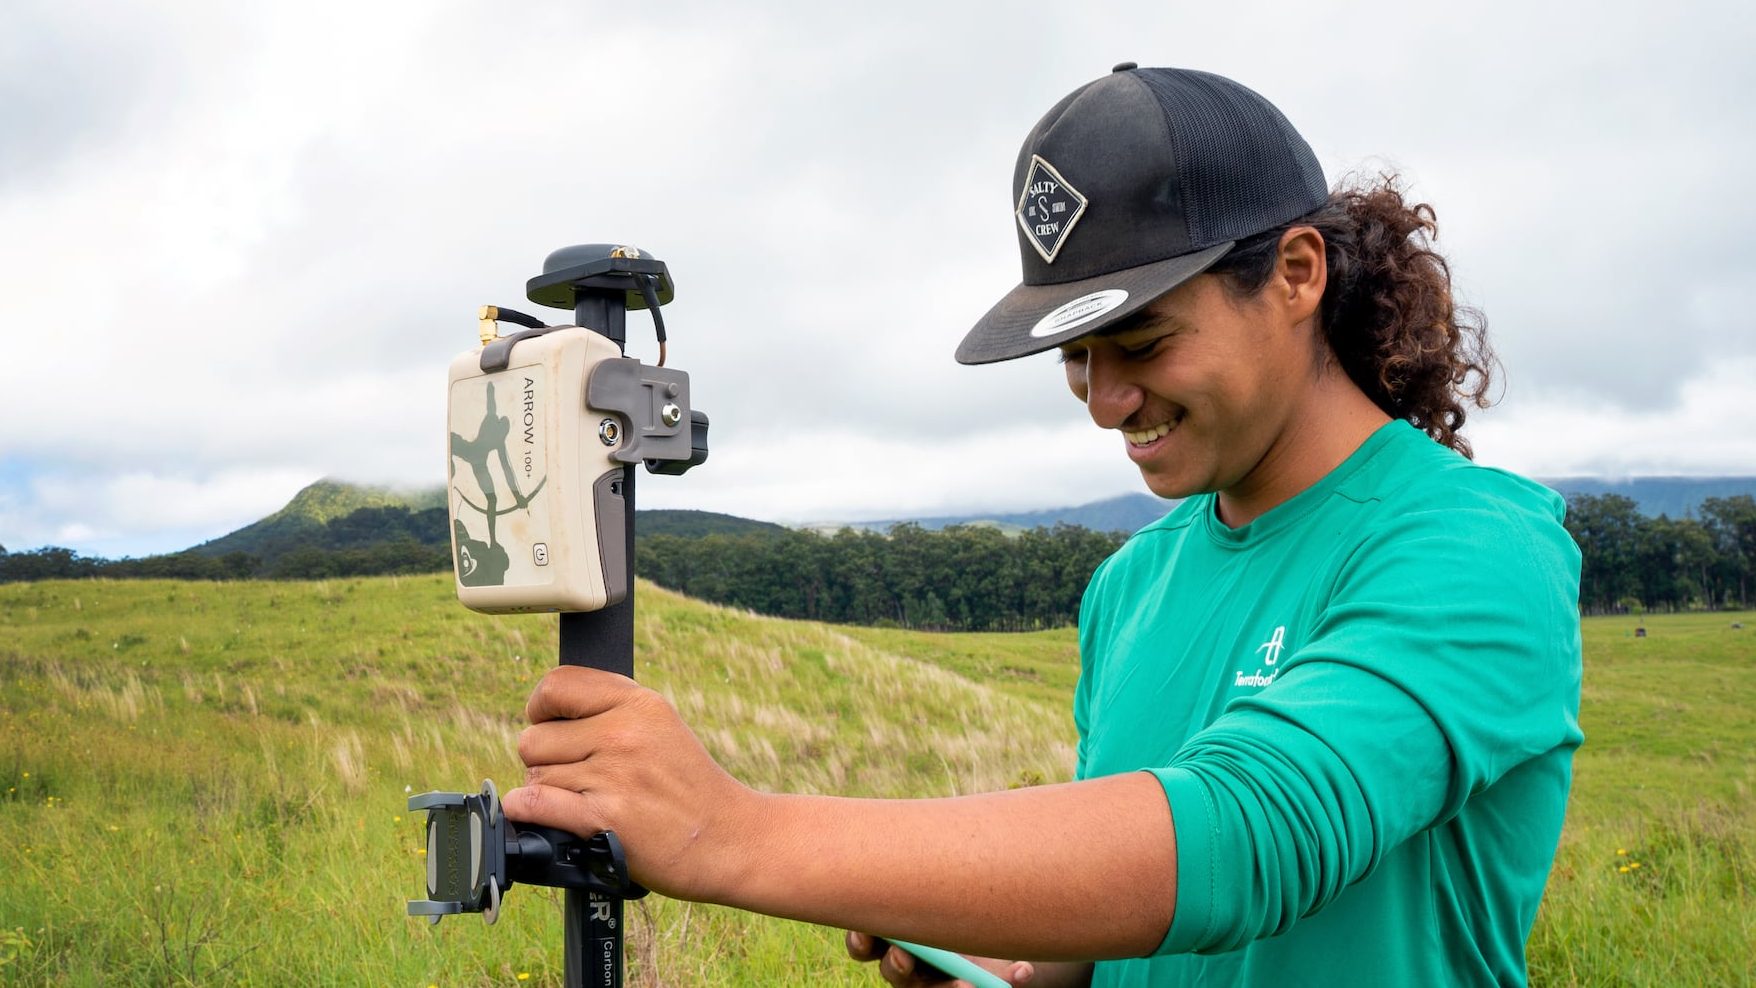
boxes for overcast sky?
[2,0,1753,558]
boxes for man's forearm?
[711,772,1177,963]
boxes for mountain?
[977,493,1180,533]
[270,477,446,522]
[637,509,787,538]
[822,493,1180,536]
[190,474,1756,570]
[187,479,445,558]
[186,479,783,564]
[1540,477,1756,518]
[846,480,1756,533]
[186,480,1159,574]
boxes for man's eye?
[1057,349,1087,365]
[1118,338,1163,360]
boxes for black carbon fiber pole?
[556,290,633,988]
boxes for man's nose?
[1081,351,1143,430]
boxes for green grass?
[0,578,1750,985]
[1526,612,1755,987]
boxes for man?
[503,65,1583,987]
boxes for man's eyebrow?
[1095,307,1182,339]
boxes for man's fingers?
[524,665,641,724]
[520,761,589,791]
[847,931,885,961]
[851,936,928,986]
[500,782,606,834]
[516,719,602,768]
[879,945,916,983]
[849,934,1019,987]
[517,698,658,768]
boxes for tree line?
[5,493,1754,624]
[0,539,451,582]
[0,505,454,583]
[634,523,1126,632]
[0,516,1120,632]
[1564,494,1755,614]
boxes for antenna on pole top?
[527,243,675,352]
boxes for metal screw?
[661,403,682,427]
[598,419,621,445]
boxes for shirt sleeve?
[1150,493,1583,955]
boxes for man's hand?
[501,665,754,903]
[845,932,1037,986]
[500,668,1171,969]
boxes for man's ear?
[1275,226,1327,329]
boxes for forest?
[633,523,1125,631]
[3,493,1753,626]
[1564,493,1755,614]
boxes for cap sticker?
[1015,155,1088,264]
[1029,289,1130,338]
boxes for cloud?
[638,417,1148,525]
[0,1,187,185]
[0,463,318,558]
[1473,356,1756,478]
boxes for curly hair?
[1206,175,1496,457]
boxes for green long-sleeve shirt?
[1076,421,1583,987]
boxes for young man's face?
[1058,273,1316,501]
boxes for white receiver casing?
[445,327,626,614]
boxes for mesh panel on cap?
[1134,70,1327,247]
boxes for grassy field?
[0,577,1750,986]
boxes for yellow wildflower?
[1616,848,1627,856]
[1629,861,1641,869]
[1618,865,1630,873]
[518,976,531,982]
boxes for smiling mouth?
[1123,412,1184,446]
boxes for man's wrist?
[698,785,781,905]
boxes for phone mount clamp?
[406,779,648,925]
[409,244,707,988]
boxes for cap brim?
[955,242,1233,365]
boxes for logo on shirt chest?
[1234,624,1288,689]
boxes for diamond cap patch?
[1015,155,1088,264]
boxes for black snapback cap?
[956,65,1329,365]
